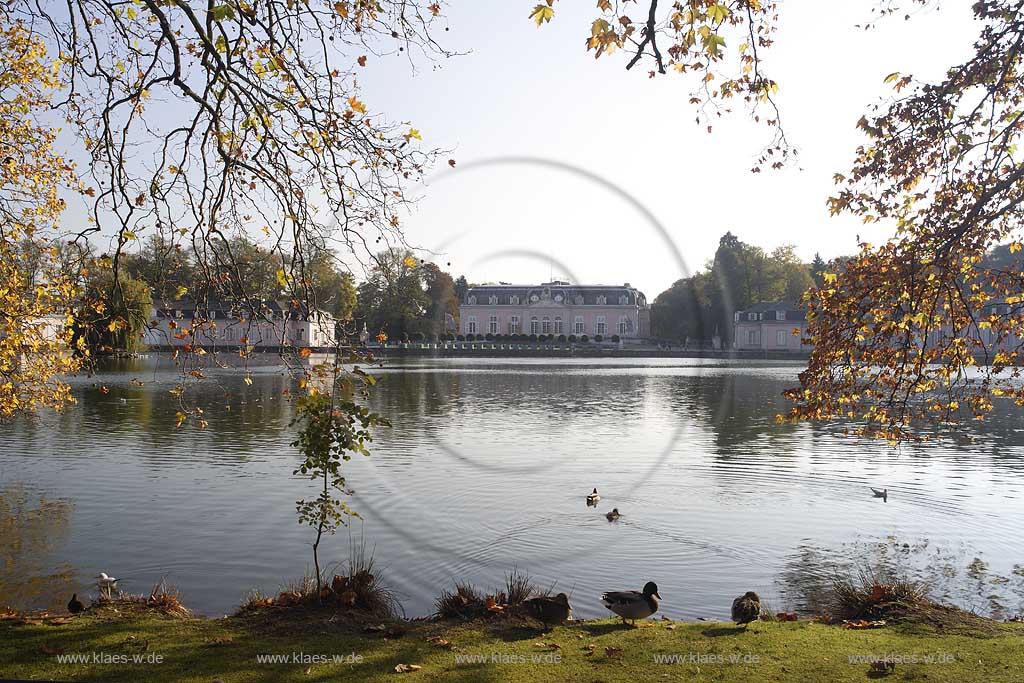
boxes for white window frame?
[776,329,787,347]
[618,316,629,335]
[489,295,498,305]
[596,295,607,305]
[509,316,520,334]
[596,315,606,335]
[573,316,584,334]
[748,329,759,345]
[542,317,551,334]
[747,312,757,321]
[530,316,540,334]
[510,295,520,305]
[554,317,563,334]
[776,310,786,321]
[488,315,498,334]
[467,316,477,334]
[468,295,477,304]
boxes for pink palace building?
[458,280,650,341]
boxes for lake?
[2,356,1023,620]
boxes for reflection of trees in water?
[368,366,647,424]
[776,536,1024,619]
[0,484,75,612]
[652,369,830,456]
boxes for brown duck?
[521,593,571,629]
[731,591,761,628]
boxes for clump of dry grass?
[434,581,487,620]
[145,578,191,618]
[828,567,930,621]
[502,567,539,607]
[240,540,401,619]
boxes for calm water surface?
[2,356,1023,619]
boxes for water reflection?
[0,484,75,612]
[0,356,1022,619]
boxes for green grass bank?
[2,603,1022,682]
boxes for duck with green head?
[601,581,660,625]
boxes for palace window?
[509,316,520,334]
[542,317,551,334]
[510,295,520,305]
[530,316,540,334]
[596,295,607,305]
[776,310,786,321]
[596,316,606,335]
[748,329,759,345]
[574,316,584,334]
[574,295,583,304]
[468,295,477,304]
[747,312,757,321]
[618,316,630,335]
[467,316,477,334]
[489,295,498,305]
[554,317,563,334]
[776,329,787,346]
[619,295,628,305]
[489,315,498,334]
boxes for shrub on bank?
[594,334,603,342]
[580,334,589,343]
[612,334,621,343]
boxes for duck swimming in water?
[605,507,621,521]
[601,581,660,625]
[870,488,888,501]
[586,488,600,505]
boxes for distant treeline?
[650,232,824,345]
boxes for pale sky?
[356,0,978,300]
[57,1,980,302]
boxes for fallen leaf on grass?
[394,663,422,673]
[211,636,233,645]
[605,646,624,659]
[841,619,887,629]
[534,641,561,651]
[39,644,64,655]
[665,623,677,630]
[47,617,74,625]
[425,636,453,649]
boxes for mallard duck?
[521,593,571,629]
[601,581,660,625]
[67,594,85,614]
[586,488,601,505]
[731,591,761,627]
[605,507,621,521]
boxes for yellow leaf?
[407,128,422,140]
[403,256,418,269]
[347,96,367,114]
[529,4,554,27]
[884,72,900,83]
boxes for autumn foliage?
[0,16,81,420]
